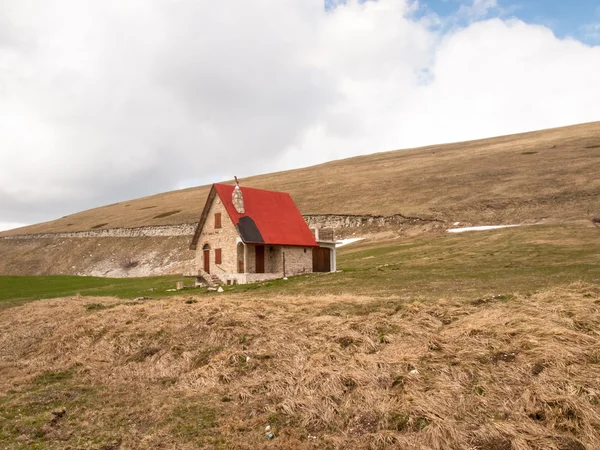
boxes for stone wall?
[265,245,282,273]
[303,213,442,229]
[244,245,313,276]
[0,224,196,240]
[0,213,444,242]
[281,245,313,276]
[194,196,239,275]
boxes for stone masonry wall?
[194,196,239,275]
[0,213,443,242]
[303,214,442,229]
[281,245,313,276]
[235,244,312,278]
[0,224,196,240]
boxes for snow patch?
[337,237,365,247]
[447,225,520,234]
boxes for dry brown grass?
[2,121,599,236]
[2,284,599,449]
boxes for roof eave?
[189,185,218,250]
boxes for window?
[215,248,222,265]
[214,213,222,229]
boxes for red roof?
[213,183,318,247]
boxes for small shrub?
[386,412,429,432]
[139,205,157,210]
[85,303,115,311]
[387,412,410,431]
[127,347,161,363]
[91,223,108,229]
[122,258,139,269]
[521,151,538,155]
[341,377,357,392]
[153,210,182,219]
[532,363,545,375]
[158,377,177,386]
[391,375,404,389]
[192,346,223,368]
[336,336,354,348]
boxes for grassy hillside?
[1,224,599,449]
[3,224,599,306]
[2,121,599,236]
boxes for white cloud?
[457,0,499,20]
[0,0,599,225]
[0,222,28,232]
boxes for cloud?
[457,0,499,20]
[0,222,28,233]
[1,0,599,226]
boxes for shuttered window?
[214,213,222,229]
[215,248,222,265]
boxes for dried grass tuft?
[1,284,599,448]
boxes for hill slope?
[2,121,599,236]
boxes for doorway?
[203,244,210,273]
[237,242,245,273]
[255,245,265,273]
[312,247,331,272]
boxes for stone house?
[189,181,336,285]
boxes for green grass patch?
[168,401,221,442]
[0,372,103,449]
[32,370,74,386]
[0,275,195,308]
[218,224,600,302]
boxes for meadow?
[1,224,599,449]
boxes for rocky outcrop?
[0,224,196,240]
[303,213,443,229]
[1,214,444,241]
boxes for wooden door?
[312,247,331,272]
[255,246,265,273]
[203,249,210,273]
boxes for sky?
[1,0,599,232]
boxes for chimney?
[232,176,245,214]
